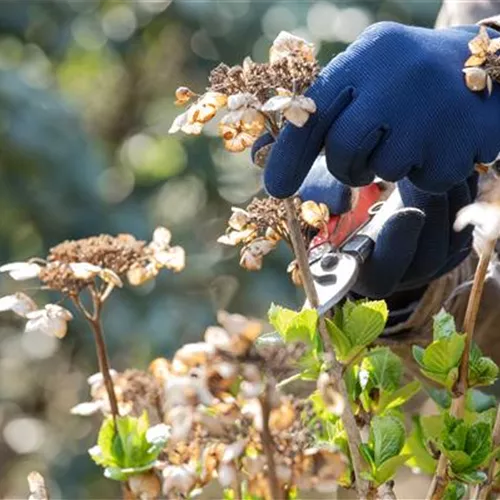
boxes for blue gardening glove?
[303,160,477,298]
[263,22,500,198]
[252,137,477,298]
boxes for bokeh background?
[0,1,440,498]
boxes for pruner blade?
[305,190,403,316]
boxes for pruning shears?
[305,184,403,315]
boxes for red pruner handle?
[310,183,382,248]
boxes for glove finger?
[299,156,352,214]
[251,133,275,168]
[324,98,389,187]
[352,208,425,298]
[264,82,355,198]
[397,179,449,282]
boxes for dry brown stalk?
[283,198,368,498]
[426,238,496,500]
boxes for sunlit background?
[0,1,439,498]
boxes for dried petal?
[300,200,329,229]
[224,131,256,152]
[99,268,123,288]
[69,262,102,279]
[152,226,172,248]
[239,247,263,270]
[25,304,73,339]
[228,208,250,231]
[318,372,345,416]
[222,439,247,463]
[217,227,256,246]
[146,423,171,445]
[175,86,196,106]
[261,95,292,113]
[0,262,41,281]
[70,401,103,416]
[284,101,313,127]
[0,292,37,317]
[270,31,315,64]
[269,399,296,431]
[488,37,500,55]
[287,260,302,286]
[227,92,259,111]
[154,246,185,272]
[128,472,161,500]
[469,26,489,55]
[172,342,215,373]
[464,54,487,67]
[162,464,197,496]
[127,263,158,286]
[463,67,488,91]
[218,463,237,487]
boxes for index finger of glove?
[263,54,356,198]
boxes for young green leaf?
[370,415,406,468]
[403,416,437,475]
[433,309,457,340]
[465,422,492,467]
[444,450,472,473]
[373,454,410,485]
[427,387,452,410]
[378,380,421,413]
[325,318,352,361]
[443,481,466,500]
[361,347,402,393]
[454,470,487,484]
[343,300,388,348]
[268,304,318,345]
[422,335,465,374]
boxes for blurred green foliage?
[0,1,439,497]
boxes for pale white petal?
[217,463,237,487]
[70,401,103,416]
[222,439,247,463]
[69,262,102,280]
[152,226,172,248]
[98,269,123,288]
[168,112,189,134]
[296,95,317,113]
[45,304,73,321]
[0,262,41,281]
[227,93,258,111]
[154,246,185,272]
[146,423,171,445]
[261,95,292,113]
[454,202,500,242]
[0,292,37,317]
[87,370,118,386]
[284,104,312,127]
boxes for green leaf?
[343,300,388,348]
[422,334,465,374]
[378,380,421,413]
[325,318,352,361]
[359,443,376,472]
[96,416,122,468]
[454,470,487,484]
[465,422,492,467]
[413,345,425,367]
[427,387,452,409]
[443,415,468,453]
[444,450,472,473]
[361,347,402,392]
[373,454,410,485]
[469,356,499,388]
[443,481,467,500]
[268,304,318,345]
[421,415,445,443]
[370,415,406,468]
[433,309,457,340]
[403,416,437,475]
[104,467,128,481]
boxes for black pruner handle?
[341,234,375,264]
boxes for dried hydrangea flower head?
[218,196,329,283]
[169,31,320,151]
[140,308,348,498]
[0,227,184,338]
[71,369,164,423]
[463,26,500,94]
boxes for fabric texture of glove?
[263,22,500,198]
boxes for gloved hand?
[263,22,500,198]
[253,135,477,298]
[301,159,477,298]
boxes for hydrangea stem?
[283,198,368,498]
[426,238,496,500]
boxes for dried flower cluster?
[169,31,320,152]
[463,26,500,94]
[74,310,347,499]
[218,196,329,285]
[0,227,184,338]
[71,369,164,424]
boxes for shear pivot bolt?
[320,253,339,271]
